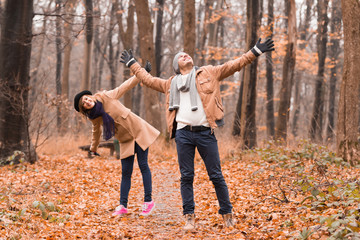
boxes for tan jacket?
[89,76,160,159]
[130,50,256,138]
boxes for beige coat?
[89,76,160,159]
[130,50,256,138]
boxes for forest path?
[1,147,245,239]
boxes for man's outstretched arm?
[120,50,169,93]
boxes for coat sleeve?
[90,118,102,152]
[104,76,140,99]
[130,62,168,93]
[210,50,256,81]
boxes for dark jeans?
[175,128,232,215]
[120,142,152,208]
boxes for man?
[120,38,274,230]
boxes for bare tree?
[235,0,259,149]
[199,0,214,66]
[134,0,162,130]
[309,0,329,142]
[55,0,62,130]
[265,0,275,138]
[326,0,341,142]
[80,0,93,91]
[155,0,165,76]
[62,0,77,99]
[31,0,52,101]
[292,0,313,137]
[117,0,135,108]
[184,0,196,59]
[336,0,360,165]
[0,0,36,163]
[275,0,297,142]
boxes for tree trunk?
[336,0,360,165]
[155,0,164,77]
[0,0,36,163]
[309,0,329,142]
[30,11,48,102]
[207,0,224,66]
[326,0,341,142]
[81,0,93,91]
[184,0,195,59]
[55,0,62,131]
[108,2,116,89]
[237,0,259,149]
[199,0,214,66]
[275,0,297,142]
[61,0,77,133]
[134,0,162,130]
[232,77,244,136]
[62,0,76,99]
[292,0,313,137]
[117,0,134,108]
[265,0,275,139]
[91,1,100,92]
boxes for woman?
[74,62,159,216]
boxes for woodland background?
[0,0,360,239]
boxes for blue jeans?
[120,142,152,208]
[175,128,233,215]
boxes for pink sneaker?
[112,205,128,216]
[140,201,155,216]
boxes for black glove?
[88,150,100,158]
[144,60,152,73]
[251,38,275,57]
[120,49,137,67]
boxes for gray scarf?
[169,67,198,111]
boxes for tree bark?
[108,2,116,89]
[31,8,48,102]
[155,0,165,76]
[275,0,297,142]
[309,0,329,142]
[184,0,196,59]
[199,0,214,66]
[236,0,259,149]
[0,0,36,163]
[55,0,62,131]
[336,0,360,165]
[61,0,77,133]
[117,0,134,108]
[134,0,162,130]
[207,0,224,66]
[292,0,313,137]
[265,0,275,139]
[91,0,100,92]
[326,0,342,142]
[81,0,93,91]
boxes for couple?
[74,38,274,230]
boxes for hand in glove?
[120,49,137,67]
[251,38,275,57]
[144,60,152,73]
[88,150,100,158]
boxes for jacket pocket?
[198,78,214,94]
[215,97,224,112]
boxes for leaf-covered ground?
[1,138,360,239]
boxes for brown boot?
[183,213,195,231]
[222,213,236,227]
